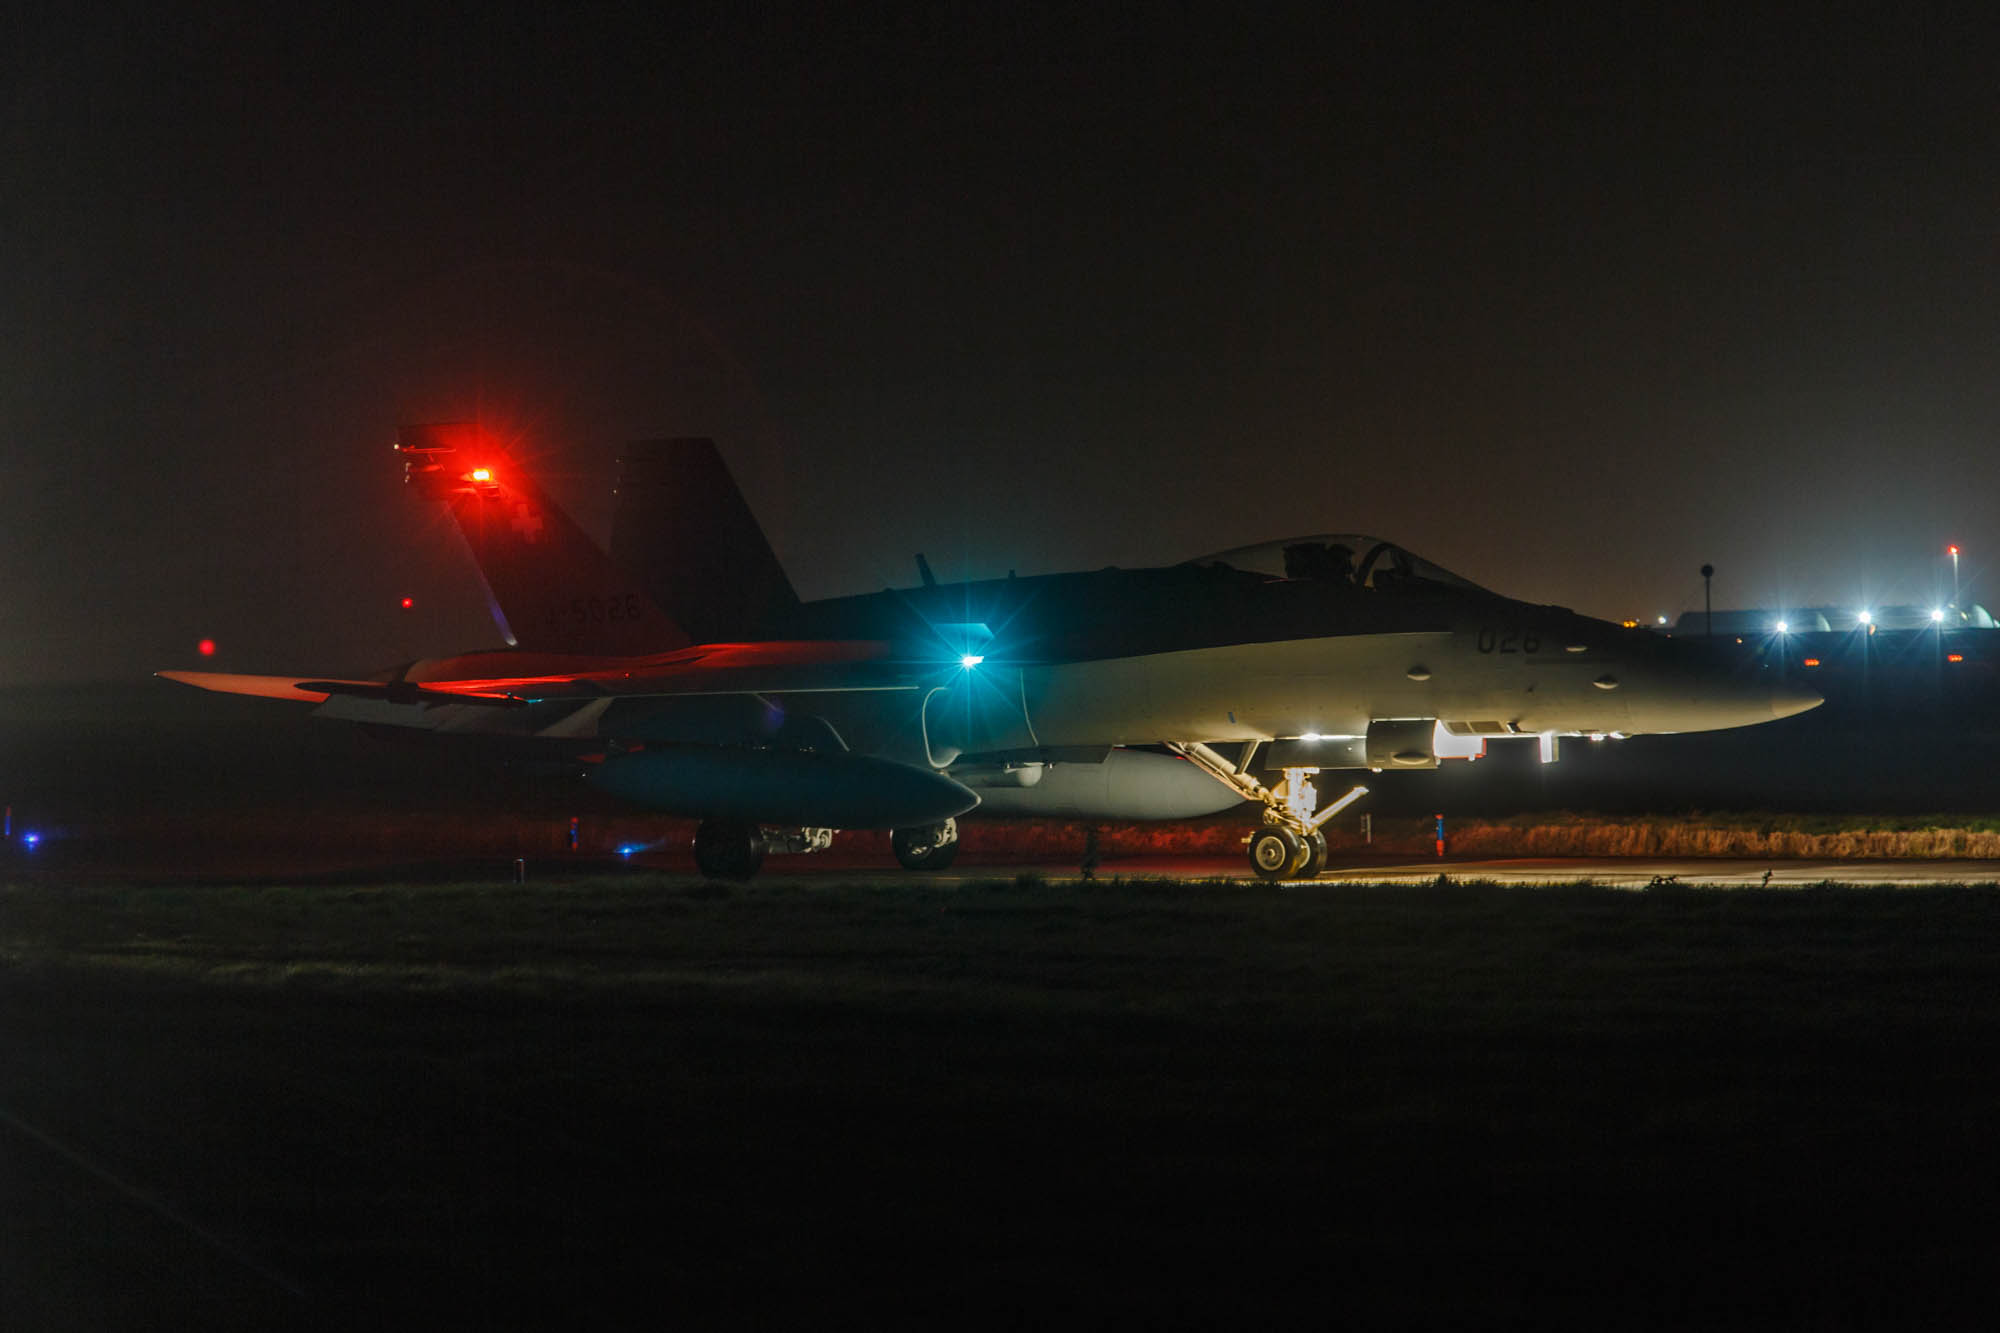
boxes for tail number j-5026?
[546,595,646,629]
[1476,628,1541,654]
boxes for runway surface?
[760,853,2000,888]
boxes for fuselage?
[763,553,1816,765]
[363,536,1816,778]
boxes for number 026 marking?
[1476,628,1541,654]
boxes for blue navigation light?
[617,843,642,857]
[21,832,40,849]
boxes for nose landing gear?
[1166,742,1366,881]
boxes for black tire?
[1248,827,1303,881]
[892,819,961,871]
[1298,830,1328,879]
[692,819,766,880]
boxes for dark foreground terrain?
[5,873,2000,1329]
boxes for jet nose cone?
[1770,681,1823,720]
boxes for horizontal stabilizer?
[157,670,334,702]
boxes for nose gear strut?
[1165,741,1369,881]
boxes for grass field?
[6,874,2000,1328]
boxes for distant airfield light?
[21,832,39,850]
[959,654,985,669]
[400,596,415,611]
[617,843,642,857]
[1774,620,1789,634]
[1948,653,1965,663]
[1656,615,1668,625]
[1931,608,1946,623]
[1803,657,1822,668]
[1857,610,1873,627]
[197,638,216,657]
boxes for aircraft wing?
[157,671,531,707]
[158,641,921,708]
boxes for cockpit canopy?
[1183,535,1491,596]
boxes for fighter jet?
[163,424,1820,879]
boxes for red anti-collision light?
[197,638,216,656]
[400,597,415,610]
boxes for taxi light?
[1931,608,1946,622]
[469,468,493,483]
[1774,620,1789,633]
[1857,610,1873,626]
[1802,657,1821,667]
[1948,653,1965,663]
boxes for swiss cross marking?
[511,502,545,542]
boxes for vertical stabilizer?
[397,423,689,655]
[611,439,801,642]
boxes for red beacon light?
[397,423,501,498]
[399,596,415,611]
[197,638,217,657]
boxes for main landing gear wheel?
[892,818,961,871]
[1249,827,1305,881]
[693,819,766,880]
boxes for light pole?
[1949,544,1961,609]
[1701,563,1714,638]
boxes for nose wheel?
[1246,827,1331,881]
[1299,830,1328,878]
[1248,827,1302,879]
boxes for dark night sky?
[6,5,1997,683]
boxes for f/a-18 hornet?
[164,424,1819,879]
